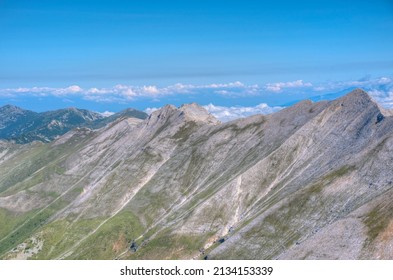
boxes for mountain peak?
[179,103,220,125]
[64,107,81,113]
[145,105,177,126]
[333,88,378,112]
[340,88,373,103]
[1,104,18,109]
[0,104,26,113]
[146,103,219,127]
[344,89,393,117]
[3,90,393,260]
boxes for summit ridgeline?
[1,89,393,260]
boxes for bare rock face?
[145,103,219,129]
[179,103,220,125]
[1,89,393,260]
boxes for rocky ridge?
[0,105,148,143]
[0,89,393,260]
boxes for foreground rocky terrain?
[0,89,393,259]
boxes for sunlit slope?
[1,89,393,259]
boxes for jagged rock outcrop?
[0,89,393,260]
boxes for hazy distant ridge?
[0,105,148,143]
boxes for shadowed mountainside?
[0,105,147,143]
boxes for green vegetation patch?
[363,201,393,242]
[0,208,53,256]
[65,210,144,260]
[0,197,69,258]
[172,121,198,143]
[0,209,36,242]
[32,217,103,259]
[130,230,213,260]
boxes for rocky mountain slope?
[0,89,393,260]
[0,105,148,143]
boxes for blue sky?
[0,0,393,120]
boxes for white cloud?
[67,85,82,93]
[87,87,113,94]
[215,90,230,95]
[377,77,391,84]
[306,76,393,109]
[53,85,82,96]
[266,80,312,92]
[143,103,282,122]
[204,81,245,89]
[313,86,325,91]
[13,87,52,93]
[367,82,393,108]
[0,85,83,97]
[0,82,261,101]
[203,103,283,122]
[144,107,160,115]
[98,111,115,117]
[142,85,159,95]
[2,77,393,110]
[315,76,392,92]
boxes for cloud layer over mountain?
[1,76,392,114]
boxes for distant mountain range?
[1,89,393,260]
[0,105,148,143]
